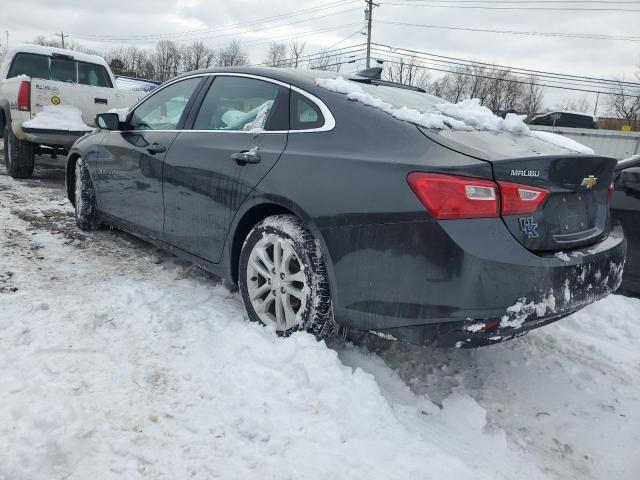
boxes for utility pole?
[55,31,66,49]
[593,91,600,117]
[365,0,378,68]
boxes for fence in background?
[529,125,640,160]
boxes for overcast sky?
[2,0,638,112]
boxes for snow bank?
[0,189,517,480]
[1,162,639,480]
[23,105,93,132]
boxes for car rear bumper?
[21,127,92,148]
[328,218,626,346]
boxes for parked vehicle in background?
[529,111,597,129]
[66,67,625,348]
[0,44,144,178]
[611,155,640,294]
[114,75,161,93]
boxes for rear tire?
[239,214,335,339]
[74,157,101,231]
[3,124,35,179]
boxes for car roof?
[174,66,340,92]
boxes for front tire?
[239,214,335,339]
[4,124,35,179]
[74,157,100,231]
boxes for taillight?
[497,181,549,215]
[18,81,30,111]
[608,181,615,203]
[407,172,500,219]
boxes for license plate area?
[545,191,597,235]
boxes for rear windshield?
[7,52,113,88]
[358,83,443,113]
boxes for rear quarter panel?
[250,93,494,328]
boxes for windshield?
[357,83,444,113]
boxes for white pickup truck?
[0,44,145,178]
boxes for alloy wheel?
[246,234,308,331]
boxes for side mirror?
[96,113,120,130]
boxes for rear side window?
[50,57,76,83]
[7,52,112,88]
[193,76,286,131]
[7,53,49,79]
[78,61,113,88]
[290,90,324,130]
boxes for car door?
[96,76,204,240]
[162,74,289,262]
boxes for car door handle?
[231,151,261,165]
[147,143,166,154]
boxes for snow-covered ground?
[0,149,638,480]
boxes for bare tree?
[384,56,431,89]
[31,35,96,54]
[264,42,289,68]
[289,39,306,68]
[427,76,449,98]
[442,67,472,103]
[153,40,181,82]
[308,51,342,71]
[216,40,248,67]
[557,96,591,113]
[182,41,214,72]
[608,78,640,125]
[520,75,545,117]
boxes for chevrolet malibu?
[66,67,626,347]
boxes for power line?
[205,22,365,51]
[395,0,640,3]
[249,44,366,67]
[323,30,365,52]
[382,2,640,11]
[372,43,640,88]
[375,19,640,41]
[370,48,640,94]
[66,0,359,41]
[393,0,640,3]
[68,7,362,46]
[374,54,640,98]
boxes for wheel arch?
[0,101,11,137]
[0,108,7,137]
[225,196,338,307]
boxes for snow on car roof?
[9,44,110,70]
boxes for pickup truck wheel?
[3,124,35,179]
[74,157,100,231]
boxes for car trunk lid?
[419,128,617,251]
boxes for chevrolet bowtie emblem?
[581,175,598,188]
